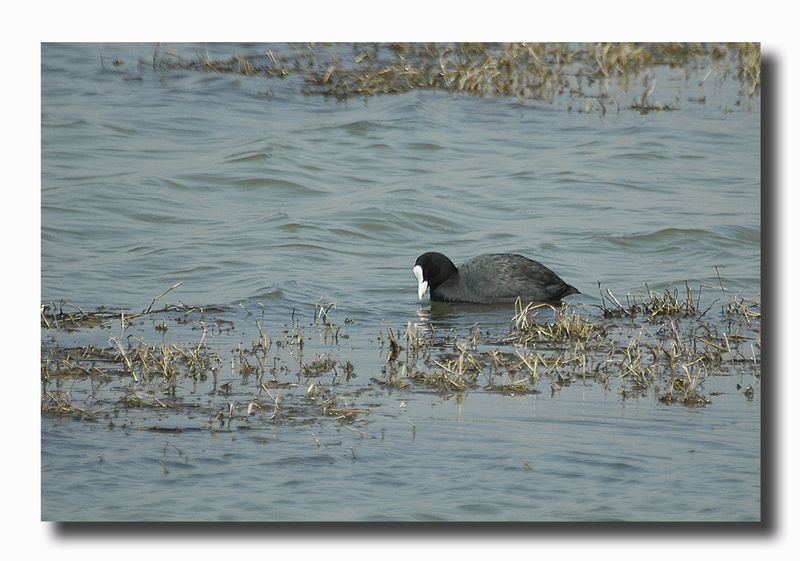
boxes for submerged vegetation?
[41,297,366,430]
[109,42,760,112]
[378,284,760,407]
[42,278,761,432]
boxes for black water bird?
[413,252,579,304]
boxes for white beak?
[413,265,428,302]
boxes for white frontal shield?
[413,265,428,302]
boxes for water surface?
[41,43,761,522]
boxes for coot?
[413,252,579,304]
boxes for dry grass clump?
[723,295,761,321]
[484,380,540,396]
[41,302,130,331]
[42,275,760,425]
[374,278,759,406]
[509,298,608,344]
[418,340,483,392]
[657,365,711,406]
[314,299,342,343]
[301,352,336,376]
[43,333,224,395]
[151,44,294,77]
[642,283,701,317]
[733,42,761,96]
[41,299,370,428]
[597,282,705,318]
[303,43,577,101]
[41,389,103,419]
[379,324,486,393]
[41,345,118,380]
[137,42,759,109]
[303,42,759,111]
[305,383,368,422]
[41,289,225,331]
[375,321,434,389]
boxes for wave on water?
[606,227,722,249]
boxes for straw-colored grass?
[42,277,760,430]
[133,43,759,110]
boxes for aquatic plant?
[111,42,761,111]
[41,275,760,434]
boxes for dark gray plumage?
[413,252,579,304]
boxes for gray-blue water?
[41,43,760,521]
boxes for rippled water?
[41,43,761,521]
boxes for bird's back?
[454,253,577,304]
